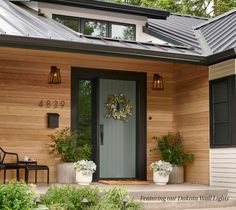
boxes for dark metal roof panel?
[10,0,170,19]
[195,10,236,54]
[146,14,208,49]
[0,0,84,40]
[0,0,203,63]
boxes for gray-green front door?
[99,79,136,178]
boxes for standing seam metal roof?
[146,14,208,50]
[195,9,236,54]
[0,0,203,63]
[0,0,235,65]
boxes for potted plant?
[48,127,92,183]
[149,160,172,185]
[73,160,96,185]
[151,132,194,184]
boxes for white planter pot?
[57,163,76,184]
[153,171,169,185]
[76,171,93,185]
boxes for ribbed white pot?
[153,171,169,185]
[76,171,93,185]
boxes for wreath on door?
[105,93,132,122]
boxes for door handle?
[100,124,104,146]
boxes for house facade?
[0,0,235,197]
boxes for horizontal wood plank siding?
[0,47,209,183]
[209,59,236,81]
[210,148,236,198]
[173,64,209,184]
[0,47,175,182]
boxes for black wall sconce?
[153,74,164,90]
[48,66,61,84]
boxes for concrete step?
[139,199,236,210]
[127,184,232,210]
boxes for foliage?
[149,160,172,176]
[106,93,133,122]
[40,185,99,210]
[74,160,97,175]
[48,127,92,162]
[78,80,92,149]
[151,132,194,166]
[108,0,236,17]
[0,180,36,210]
[98,187,141,210]
[41,185,140,210]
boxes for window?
[111,23,135,40]
[53,14,135,41]
[53,15,79,32]
[210,75,236,147]
[82,19,108,37]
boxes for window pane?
[213,80,228,103]
[111,24,135,40]
[83,20,107,37]
[214,124,230,145]
[53,15,79,32]
[78,80,92,146]
[214,103,229,123]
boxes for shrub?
[99,187,141,210]
[0,180,36,210]
[41,185,140,210]
[48,127,92,162]
[151,132,194,166]
[40,185,99,210]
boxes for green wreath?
[105,93,132,122]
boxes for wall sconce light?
[48,66,61,84]
[153,74,164,90]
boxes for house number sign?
[39,100,65,108]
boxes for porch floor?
[35,182,226,195]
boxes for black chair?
[0,147,20,183]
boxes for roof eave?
[0,35,207,65]
[15,0,170,19]
[207,48,236,65]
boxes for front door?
[71,68,147,180]
[99,79,136,178]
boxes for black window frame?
[52,14,136,40]
[210,75,236,148]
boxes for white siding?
[23,1,165,44]
[210,148,236,198]
[209,59,236,80]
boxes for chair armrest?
[4,152,19,163]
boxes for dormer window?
[53,14,135,41]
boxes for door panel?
[99,79,136,178]
[71,68,147,180]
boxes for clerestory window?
[53,14,136,41]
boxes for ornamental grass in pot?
[151,132,194,184]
